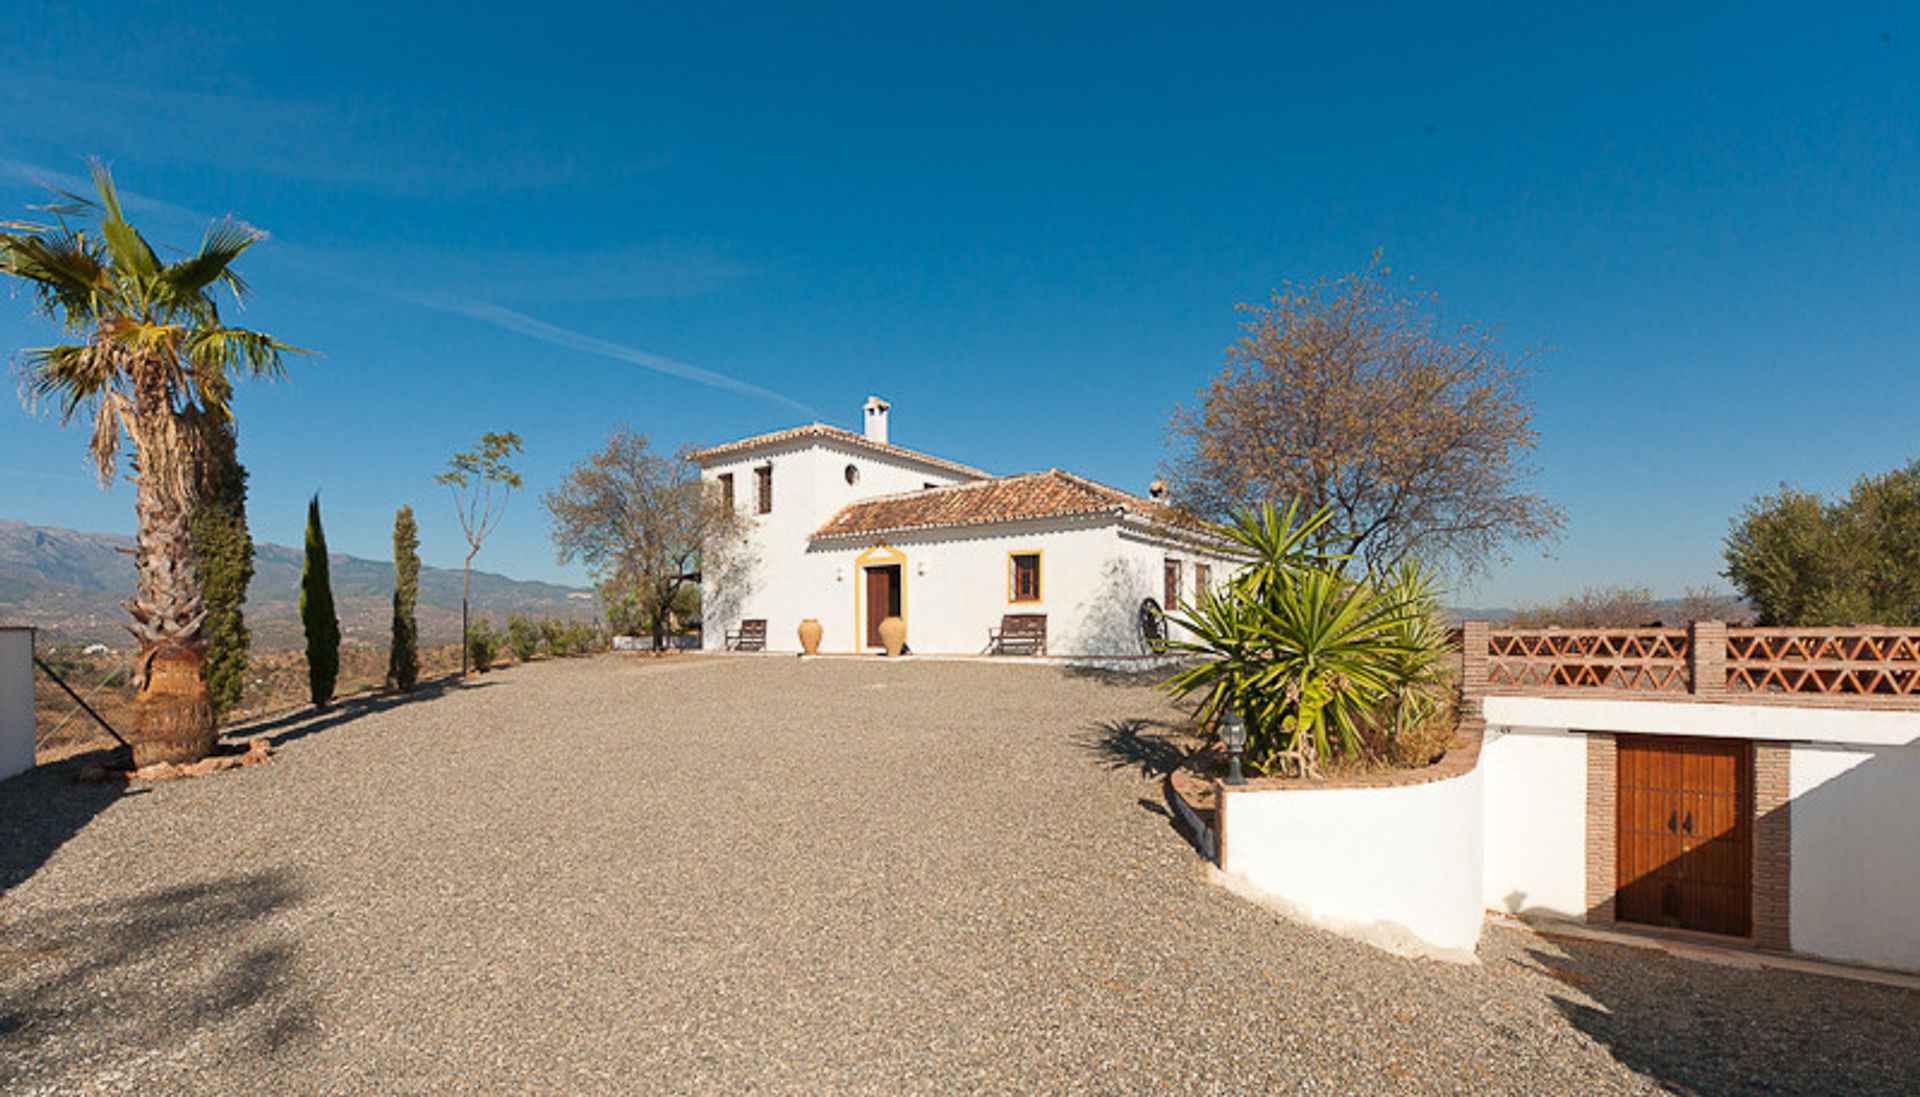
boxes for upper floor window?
[1010,552,1041,603]
[718,472,735,510]
[1194,563,1211,598]
[755,464,773,514]
[1164,559,1182,608]
[845,463,861,486]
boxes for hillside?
[0,519,595,650]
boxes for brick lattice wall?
[1752,743,1792,950]
[1584,732,1617,925]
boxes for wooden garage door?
[1616,735,1753,937]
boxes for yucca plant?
[1163,501,1443,774]
[2,162,300,764]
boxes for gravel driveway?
[2,656,1915,1094]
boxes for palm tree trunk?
[125,381,215,766]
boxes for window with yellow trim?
[1009,552,1042,602]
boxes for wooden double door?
[1616,735,1753,937]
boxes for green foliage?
[191,418,253,717]
[1725,459,1920,625]
[566,621,598,653]
[387,505,421,690]
[1161,501,1453,773]
[506,613,541,662]
[540,618,571,654]
[300,495,340,707]
[466,617,501,672]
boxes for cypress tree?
[300,495,341,708]
[191,416,254,718]
[388,505,421,690]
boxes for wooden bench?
[989,614,1047,656]
[725,619,767,651]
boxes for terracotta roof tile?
[688,423,989,480]
[811,469,1228,545]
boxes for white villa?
[690,397,1241,657]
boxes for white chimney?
[862,395,891,445]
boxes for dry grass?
[32,642,483,763]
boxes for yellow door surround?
[854,542,907,651]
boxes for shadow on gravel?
[1076,717,1191,778]
[0,749,141,897]
[1523,939,1920,1094]
[1060,662,1192,689]
[235,674,493,748]
[0,868,315,1080]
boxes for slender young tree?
[387,505,421,690]
[300,495,341,707]
[1,161,300,765]
[191,407,254,718]
[437,431,523,674]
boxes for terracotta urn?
[797,618,823,655]
[878,615,907,657]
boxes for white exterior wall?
[1480,727,1588,919]
[0,628,34,781]
[803,519,1143,656]
[1788,741,1920,972]
[1480,694,1920,971]
[700,438,975,652]
[1219,767,1485,956]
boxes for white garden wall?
[0,628,34,782]
[1788,741,1920,972]
[1480,727,1588,919]
[1219,764,1485,957]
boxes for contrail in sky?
[0,155,815,416]
[413,295,816,415]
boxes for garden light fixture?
[1221,708,1248,786]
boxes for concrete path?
[2,656,1914,1093]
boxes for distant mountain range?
[0,520,595,650]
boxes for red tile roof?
[811,469,1229,545]
[687,423,989,480]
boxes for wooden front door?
[1616,735,1753,937]
[864,565,901,647]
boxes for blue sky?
[2,2,1916,607]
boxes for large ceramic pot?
[797,618,823,655]
[131,641,217,767]
[878,615,907,657]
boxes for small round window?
[844,463,860,485]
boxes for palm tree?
[2,161,299,765]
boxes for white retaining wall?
[1788,741,1920,971]
[1482,693,1920,973]
[1219,764,1485,957]
[1480,727,1589,919]
[0,628,34,782]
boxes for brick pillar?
[1461,620,1491,692]
[1585,732,1617,925]
[1690,619,1727,698]
[1752,743,1792,950]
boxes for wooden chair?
[988,614,1047,656]
[725,619,767,651]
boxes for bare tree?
[1164,253,1562,578]
[544,428,741,652]
[437,431,523,673]
[1508,585,1659,628]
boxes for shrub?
[540,618,571,655]
[564,621,597,654]
[466,618,501,672]
[506,614,541,662]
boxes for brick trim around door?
[1585,732,1618,925]
[1585,730,1791,948]
[1753,742,1792,951]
